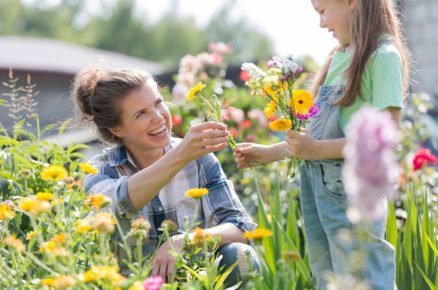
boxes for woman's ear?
[109,127,123,138]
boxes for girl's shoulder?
[371,36,402,62]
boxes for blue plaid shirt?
[84,138,255,259]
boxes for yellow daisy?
[0,203,15,220]
[290,90,314,115]
[26,231,36,240]
[19,197,51,215]
[36,192,55,201]
[40,165,68,181]
[192,226,212,245]
[79,162,98,174]
[187,82,206,101]
[184,188,209,199]
[243,228,273,240]
[268,119,292,131]
[263,101,277,118]
[85,194,111,210]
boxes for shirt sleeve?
[83,155,140,220]
[197,153,256,232]
[370,49,404,110]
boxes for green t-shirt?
[323,37,404,131]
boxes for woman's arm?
[128,122,229,210]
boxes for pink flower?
[143,276,164,290]
[412,148,438,171]
[343,107,399,222]
[222,106,245,124]
[248,109,267,127]
[208,42,233,54]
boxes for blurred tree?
[0,0,274,67]
[205,0,274,62]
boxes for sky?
[136,0,338,65]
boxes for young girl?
[73,67,259,285]
[235,0,410,289]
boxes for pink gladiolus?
[143,276,164,290]
[343,107,399,222]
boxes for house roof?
[0,36,163,75]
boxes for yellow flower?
[192,226,212,245]
[0,203,15,220]
[187,82,206,101]
[50,233,67,244]
[40,278,55,287]
[184,188,209,199]
[79,162,98,174]
[52,275,76,289]
[262,83,278,99]
[19,197,51,215]
[3,236,25,253]
[93,212,116,234]
[269,119,292,131]
[243,228,273,240]
[85,194,111,210]
[82,265,124,286]
[263,101,277,118]
[131,218,151,231]
[41,165,68,181]
[26,231,36,240]
[40,241,57,253]
[129,281,144,290]
[36,192,55,201]
[76,219,92,234]
[290,90,314,115]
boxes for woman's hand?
[285,129,320,160]
[177,121,230,162]
[151,234,184,283]
[234,143,278,168]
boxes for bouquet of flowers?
[241,56,319,181]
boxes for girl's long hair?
[310,0,410,106]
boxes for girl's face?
[110,80,172,154]
[311,0,356,45]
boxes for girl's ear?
[347,0,356,11]
[109,127,123,138]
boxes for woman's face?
[110,80,172,153]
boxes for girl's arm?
[286,107,401,160]
[234,141,289,168]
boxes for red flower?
[240,70,251,82]
[241,119,252,129]
[171,115,183,127]
[412,149,438,171]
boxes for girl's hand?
[177,121,229,162]
[234,143,274,168]
[151,234,184,283]
[285,129,320,160]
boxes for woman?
[73,67,259,284]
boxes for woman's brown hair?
[72,67,151,144]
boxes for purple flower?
[267,56,282,68]
[294,105,319,120]
[343,107,399,223]
[143,276,164,290]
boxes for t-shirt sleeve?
[370,50,404,110]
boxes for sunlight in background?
[137,0,338,65]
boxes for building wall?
[404,0,438,97]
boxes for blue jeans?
[218,242,260,287]
[301,85,396,290]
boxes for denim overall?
[300,85,396,290]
